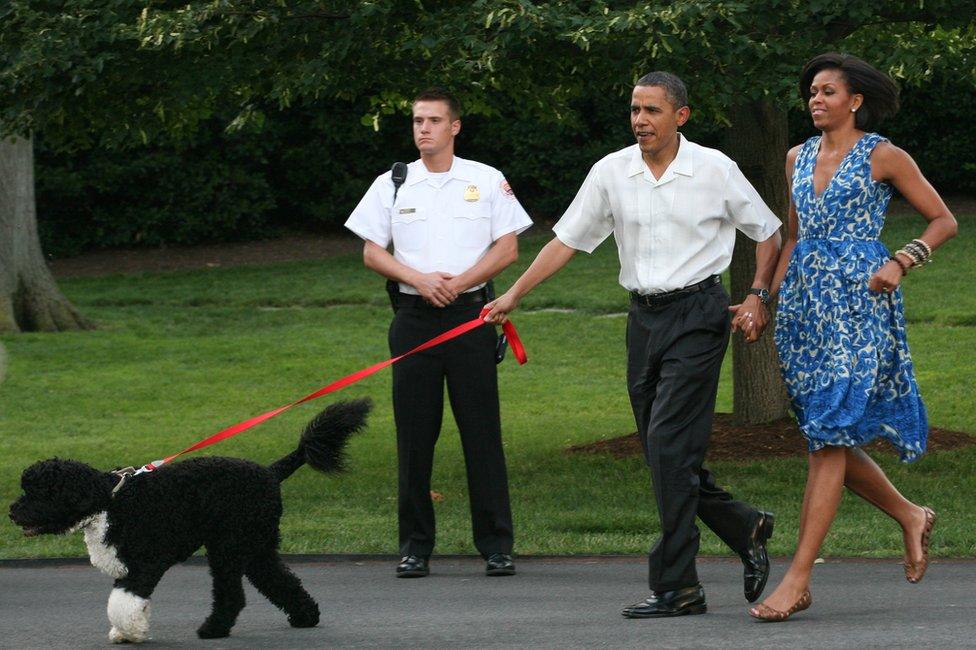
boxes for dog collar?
[110,460,165,496]
[110,467,136,496]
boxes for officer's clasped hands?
[412,271,458,307]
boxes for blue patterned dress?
[775,133,927,462]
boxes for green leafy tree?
[0,3,138,331]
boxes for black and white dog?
[9,398,371,643]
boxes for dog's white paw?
[107,622,149,644]
[107,588,150,643]
[109,625,148,644]
[108,626,128,644]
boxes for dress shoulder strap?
[794,136,820,170]
[859,132,889,157]
[802,135,821,157]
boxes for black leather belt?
[630,275,721,307]
[396,286,489,308]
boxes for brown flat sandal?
[748,590,812,622]
[904,506,936,584]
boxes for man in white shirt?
[485,72,782,617]
[346,88,532,579]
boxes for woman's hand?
[868,260,904,294]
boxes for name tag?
[398,208,416,214]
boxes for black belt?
[630,275,721,307]
[396,286,490,308]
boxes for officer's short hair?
[413,88,461,120]
[635,72,689,110]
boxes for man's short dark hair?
[635,72,689,109]
[413,87,461,120]
[799,53,899,131]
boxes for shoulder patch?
[500,179,516,200]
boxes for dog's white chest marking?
[76,512,128,578]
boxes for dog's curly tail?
[269,398,373,482]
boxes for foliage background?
[32,57,975,257]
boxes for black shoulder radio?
[386,162,409,312]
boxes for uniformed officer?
[345,88,532,578]
[485,72,782,616]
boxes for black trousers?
[626,283,759,592]
[389,300,514,558]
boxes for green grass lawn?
[1,214,973,559]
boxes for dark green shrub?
[35,126,277,257]
[34,75,972,258]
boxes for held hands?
[729,294,769,344]
[483,291,520,324]
[868,260,904,295]
[413,272,458,307]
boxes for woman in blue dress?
[746,53,958,621]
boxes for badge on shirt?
[463,185,480,202]
[398,207,416,214]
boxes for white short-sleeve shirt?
[345,156,533,294]
[553,134,781,294]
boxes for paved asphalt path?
[1,556,972,649]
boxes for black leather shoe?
[396,555,429,578]
[485,553,515,576]
[621,584,706,618]
[742,511,774,603]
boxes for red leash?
[134,309,526,474]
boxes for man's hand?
[729,294,769,343]
[483,291,521,324]
[444,277,469,299]
[413,272,458,307]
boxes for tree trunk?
[721,100,790,424]
[0,134,94,332]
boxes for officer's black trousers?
[389,301,514,558]
[626,283,759,592]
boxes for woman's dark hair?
[800,53,900,131]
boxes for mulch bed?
[568,413,975,462]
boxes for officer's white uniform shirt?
[345,156,533,295]
[553,134,782,295]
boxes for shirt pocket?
[451,203,492,248]
[391,207,427,252]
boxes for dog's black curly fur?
[9,398,371,642]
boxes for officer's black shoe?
[395,555,430,578]
[742,511,774,603]
[485,553,516,576]
[622,584,707,618]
